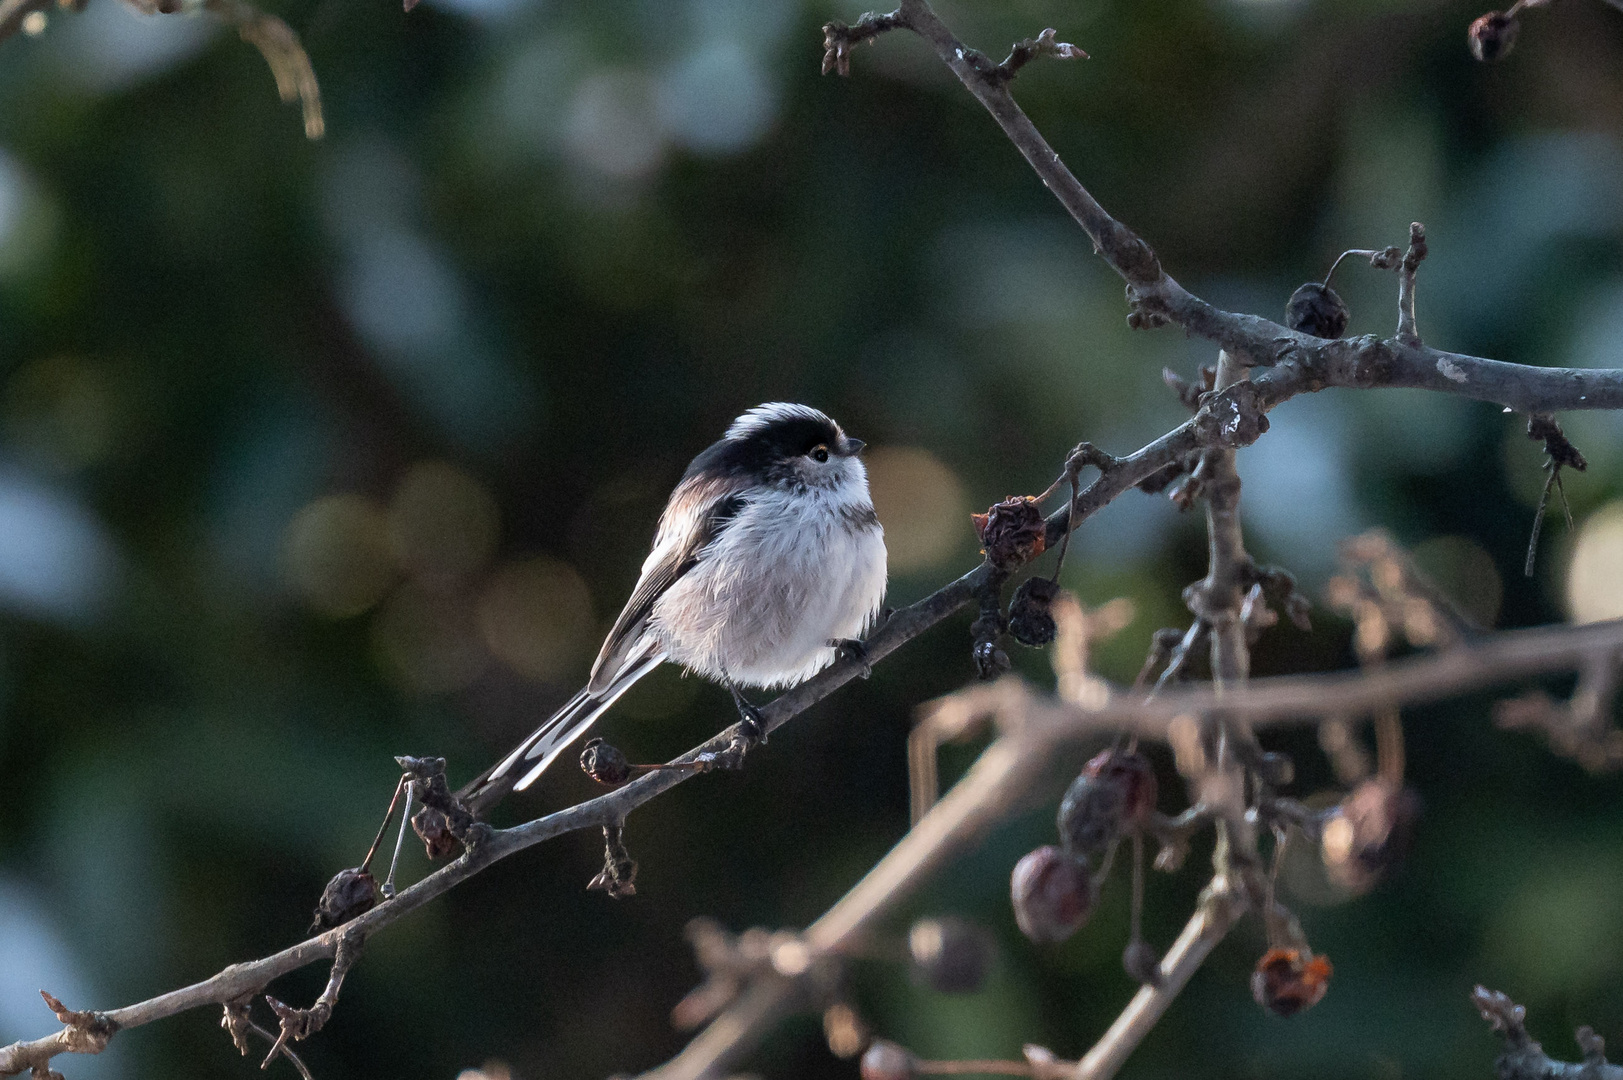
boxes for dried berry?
[1122,939,1163,987]
[973,497,1047,571]
[310,866,378,932]
[1285,282,1350,340]
[1056,749,1157,858]
[580,738,632,785]
[1321,777,1420,894]
[1011,845,1096,944]
[1008,577,1060,647]
[411,805,459,860]
[1252,947,1332,1017]
[861,1040,918,1080]
[972,639,1011,680]
[909,916,993,994]
[1469,12,1518,62]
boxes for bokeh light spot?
[865,447,968,574]
[388,460,500,585]
[476,557,596,681]
[656,40,777,155]
[282,494,396,618]
[372,581,488,694]
[1567,501,1623,624]
[564,70,665,179]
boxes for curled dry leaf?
[972,496,1047,570]
[1252,948,1332,1017]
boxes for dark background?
[2,0,1623,1076]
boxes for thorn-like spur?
[830,637,873,679]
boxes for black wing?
[587,477,747,692]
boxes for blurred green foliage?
[2,0,1623,1076]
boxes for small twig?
[1074,881,1247,1080]
[359,776,406,875]
[1322,248,1391,290]
[1395,222,1428,344]
[1524,413,1588,577]
[261,932,363,1068]
[221,996,314,1080]
[1133,628,1188,690]
[916,1060,1041,1076]
[202,0,325,138]
[380,782,415,899]
[991,27,1088,83]
[821,8,906,76]
[1472,986,1623,1080]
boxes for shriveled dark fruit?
[310,867,378,931]
[909,916,993,994]
[1057,748,1157,858]
[1321,777,1421,894]
[1285,282,1350,339]
[1123,939,1163,987]
[972,639,1011,679]
[580,737,632,784]
[1252,948,1332,1017]
[412,805,459,860]
[1008,576,1060,647]
[1469,12,1518,62]
[861,1040,918,1080]
[972,496,1047,571]
[1010,845,1095,944]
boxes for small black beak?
[844,438,866,455]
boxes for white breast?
[649,482,887,689]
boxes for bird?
[461,403,888,809]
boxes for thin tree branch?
[872,0,1623,412]
[635,617,1623,1080]
[6,617,1620,1074]
[1074,880,1246,1080]
[1473,986,1623,1080]
[641,735,1051,1080]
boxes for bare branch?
[1473,986,1623,1080]
[837,1,1623,413]
[993,28,1088,83]
[821,8,906,77]
[1075,880,1246,1080]
[205,0,325,139]
[638,617,1623,1080]
[1396,222,1428,344]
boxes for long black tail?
[456,650,665,816]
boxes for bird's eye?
[810,445,830,463]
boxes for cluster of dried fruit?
[1004,742,1420,1019]
[1010,748,1167,987]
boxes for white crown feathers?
[724,402,837,440]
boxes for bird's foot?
[732,692,767,748]
[698,686,766,771]
[829,638,872,679]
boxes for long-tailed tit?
[466,403,888,801]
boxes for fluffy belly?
[650,497,886,689]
